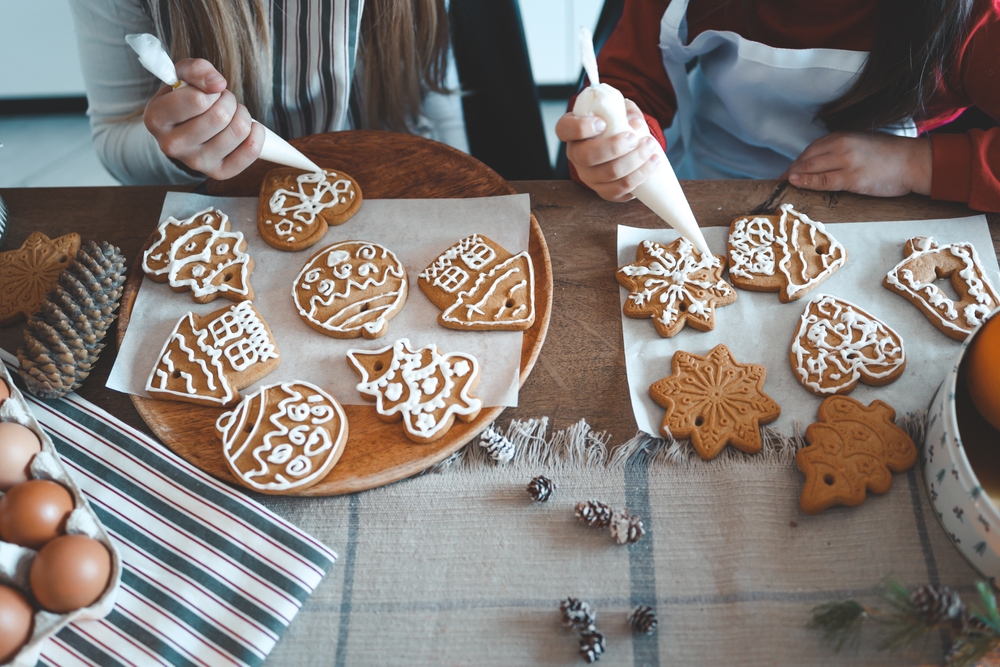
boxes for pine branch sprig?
[807,600,868,651]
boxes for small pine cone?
[578,628,606,663]
[479,424,514,464]
[575,500,613,528]
[911,585,965,627]
[559,597,596,631]
[610,510,644,545]
[627,605,658,635]
[527,475,555,502]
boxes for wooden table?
[1,180,996,451]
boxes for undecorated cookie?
[258,167,363,251]
[0,231,81,326]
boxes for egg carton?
[0,364,121,667]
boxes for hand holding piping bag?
[125,34,322,178]
[569,28,711,256]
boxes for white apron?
[658,0,918,179]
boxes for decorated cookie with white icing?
[883,236,1000,341]
[727,203,847,302]
[418,234,535,330]
[216,381,348,494]
[790,294,906,396]
[616,238,736,338]
[292,241,408,339]
[258,167,363,251]
[347,338,482,444]
[142,207,255,303]
[146,300,280,407]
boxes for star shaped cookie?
[0,231,81,326]
[617,238,735,337]
[649,344,781,459]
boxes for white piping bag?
[125,33,322,173]
[573,28,710,255]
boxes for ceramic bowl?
[924,306,1000,585]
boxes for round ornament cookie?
[292,241,408,339]
[216,381,348,493]
[258,167,363,251]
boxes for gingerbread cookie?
[146,300,280,407]
[727,203,847,302]
[292,240,408,339]
[0,231,81,326]
[142,207,254,303]
[617,238,736,337]
[347,338,482,444]
[418,234,535,330]
[883,236,1000,341]
[215,381,348,493]
[258,167,363,251]
[796,396,916,514]
[649,344,781,460]
[790,294,906,396]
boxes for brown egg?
[30,534,112,613]
[0,422,41,491]
[0,583,33,664]
[0,378,9,405]
[0,480,75,549]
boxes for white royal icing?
[438,251,536,328]
[266,170,356,243]
[790,294,905,395]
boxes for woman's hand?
[143,58,264,180]
[785,131,932,198]
[556,99,662,202]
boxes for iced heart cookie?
[292,240,408,339]
[883,236,1000,341]
[790,294,906,396]
[616,238,736,338]
[0,231,81,326]
[142,207,254,303]
[796,396,916,514]
[258,167,363,251]
[649,344,781,460]
[727,203,846,302]
[418,234,535,330]
[216,381,348,493]
[146,300,280,407]
[347,338,482,444]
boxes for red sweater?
[583,0,1000,211]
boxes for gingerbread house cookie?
[883,236,1000,341]
[216,381,348,493]
[146,300,280,407]
[142,207,254,303]
[0,231,81,326]
[292,240,408,339]
[617,238,736,337]
[418,234,535,330]
[347,338,482,444]
[790,294,906,396]
[727,203,847,302]
[258,167,363,251]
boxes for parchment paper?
[618,215,1000,436]
[109,192,532,406]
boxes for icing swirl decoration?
[258,167,363,251]
[790,294,906,396]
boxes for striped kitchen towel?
[1,352,337,667]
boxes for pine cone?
[17,241,126,398]
[911,585,965,627]
[559,597,596,631]
[575,500,613,528]
[479,424,514,464]
[627,605,658,635]
[527,475,555,502]
[579,628,606,663]
[610,510,645,545]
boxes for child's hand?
[143,58,265,180]
[785,132,931,198]
[556,99,663,202]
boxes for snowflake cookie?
[616,238,735,337]
[0,231,81,326]
[258,167,363,251]
[347,338,482,444]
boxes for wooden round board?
[117,131,552,495]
